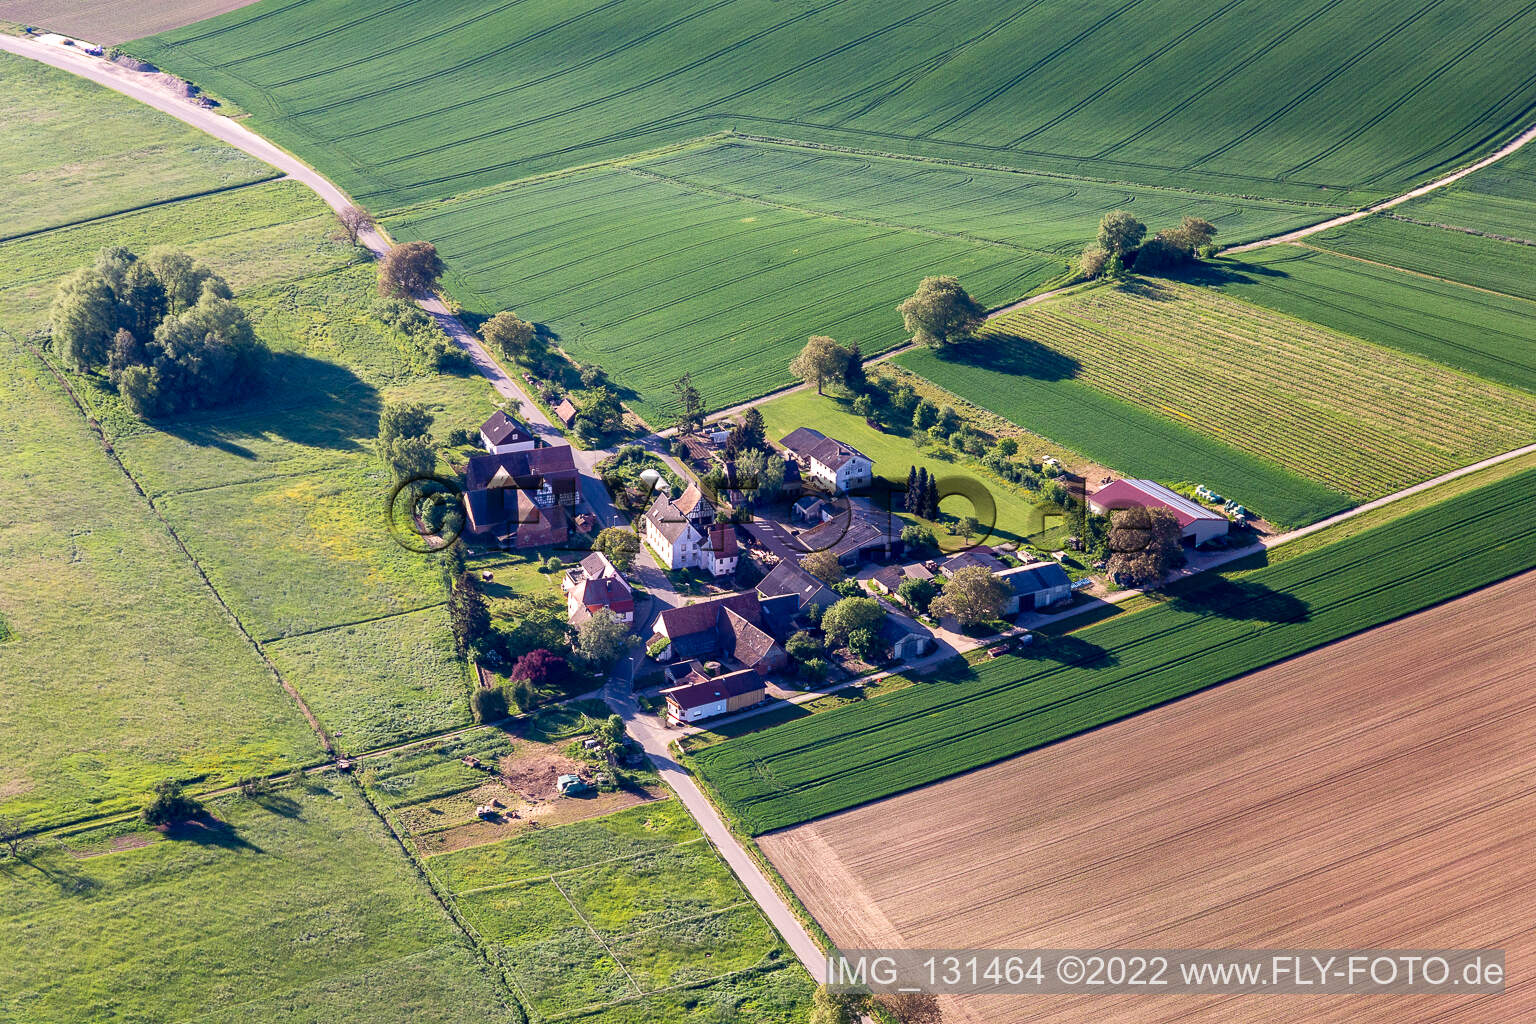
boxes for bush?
[1078,244,1109,279]
[142,780,203,826]
[471,685,509,723]
[847,627,880,661]
[508,649,568,691]
[508,678,536,714]
[785,630,823,662]
[446,426,477,447]
[800,657,828,683]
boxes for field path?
[1225,119,1536,254]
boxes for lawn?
[0,337,320,830]
[1182,248,1536,394]
[692,465,1536,834]
[0,783,520,1024]
[1304,214,1536,302]
[756,387,1071,545]
[959,280,1536,500]
[424,801,810,1021]
[131,0,1536,206]
[0,51,274,239]
[391,162,1056,424]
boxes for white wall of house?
[808,455,873,493]
[480,430,536,455]
[667,697,727,724]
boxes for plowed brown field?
[763,571,1536,1023]
[0,0,259,45]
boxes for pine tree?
[925,476,941,519]
[905,466,918,513]
[843,342,866,392]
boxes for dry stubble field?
[762,572,1536,1024]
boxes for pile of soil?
[500,749,585,801]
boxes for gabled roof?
[779,427,827,459]
[757,560,835,609]
[645,491,700,545]
[997,562,1071,596]
[656,591,766,640]
[941,550,1006,576]
[1089,479,1225,527]
[553,397,579,425]
[872,562,933,591]
[673,483,712,519]
[662,668,765,710]
[704,523,738,559]
[575,575,633,608]
[480,410,533,446]
[465,445,576,491]
[525,444,577,477]
[720,607,779,668]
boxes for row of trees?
[1079,211,1218,278]
[51,247,268,417]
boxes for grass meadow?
[0,51,274,239]
[132,0,1536,206]
[693,466,1536,834]
[425,801,812,1022]
[1304,214,1536,302]
[0,783,520,1024]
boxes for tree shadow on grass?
[7,852,104,898]
[248,791,302,819]
[935,331,1082,382]
[1160,256,1293,288]
[1036,631,1120,669]
[1166,575,1310,624]
[156,352,380,460]
[162,814,263,853]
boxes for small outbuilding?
[996,562,1073,614]
[662,669,767,726]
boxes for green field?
[1185,247,1536,393]
[948,281,1536,500]
[0,51,274,239]
[425,802,812,1022]
[1305,214,1536,302]
[693,466,1536,834]
[896,331,1353,527]
[0,784,519,1024]
[1394,143,1536,242]
[391,160,1057,422]
[131,0,1536,206]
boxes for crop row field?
[1305,214,1536,302]
[1394,142,1536,242]
[985,281,1536,500]
[761,569,1536,1024]
[423,801,813,1023]
[633,140,1341,254]
[392,164,1057,424]
[692,465,1536,835]
[0,51,275,239]
[1189,247,1536,394]
[131,0,1536,207]
[0,783,521,1024]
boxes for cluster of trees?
[377,240,445,298]
[1105,505,1186,587]
[377,400,437,484]
[898,275,985,349]
[374,297,472,373]
[904,466,942,519]
[789,335,865,395]
[50,247,268,418]
[592,527,640,571]
[1079,211,1218,278]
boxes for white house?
[642,484,738,577]
[562,551,634,624]
[779,428,873,493]
[662,668,766,725]
[478,411,537,454]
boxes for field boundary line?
[259,601,450,646]
[725,132,1355,212]
[444,835,710,898]
[0,174,285,244]
[1294,240,1536,306]
[1225,118,1536,253]
[617,165,1063,258]
[547,873,644,997]
[1384,211,1536,248]
[18,339,335,755]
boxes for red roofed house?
[662,667,767,725]
[562,551,634,625]
[1088,479,1230,546]
[462,444,579,548]
[650,591,794,674]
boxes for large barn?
[1088,479,1230,546]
